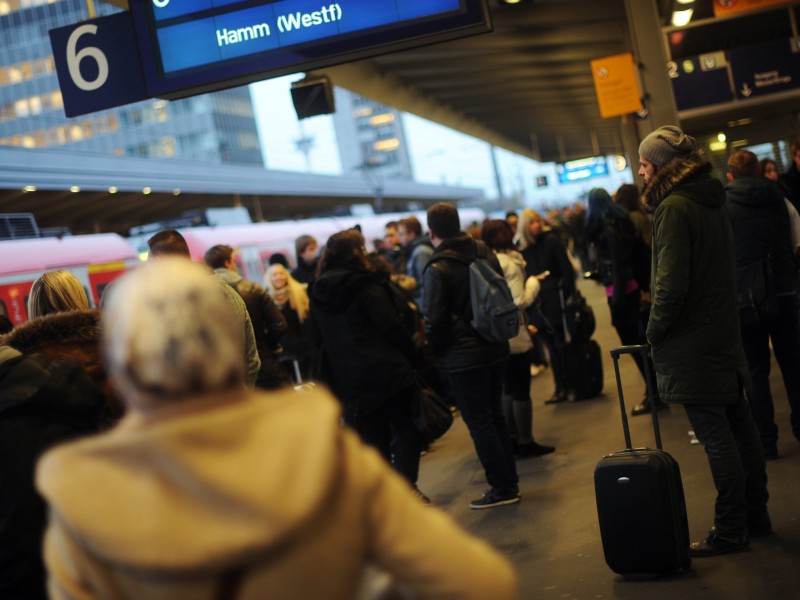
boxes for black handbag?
[412,382,453,445]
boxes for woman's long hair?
[264,263,310,323]
[585,187,629,243]
[482,219,515,252]
[27,270,90,319]
[516,208,545,249]
[316,229,372,276]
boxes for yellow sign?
[591,53,642,119]
[713,0,795,17]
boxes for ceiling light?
[23,185,36,192]
[143,187,152,195]
[172,188,181,195]
[717,133,726,143]
[676,0,695,4]
[69,186,80,193]
[671,8,693,27]
[108,186,118,194]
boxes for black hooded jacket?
[0,348,105,600]
[310,267,418,414]
[725,175,798,296]
[422,234,509,373]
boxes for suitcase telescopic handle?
[610,345,662,451]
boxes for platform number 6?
[66,24,109,91]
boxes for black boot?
[545,388,567,404]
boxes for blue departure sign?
[130,0,491,98]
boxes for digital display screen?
[129,0,491,98]
[556,157,609,185]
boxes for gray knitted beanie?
[638,126,697,167]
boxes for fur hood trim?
[642,151,713,213]
[1,310,102,354]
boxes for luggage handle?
[610,344,662,451]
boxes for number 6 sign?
[49,11,149,118]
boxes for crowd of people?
[2,126,800,595]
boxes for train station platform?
[417,277,800,599]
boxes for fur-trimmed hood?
[0,310,103,381]
[642,151,723,213]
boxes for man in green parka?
[639,126,770,557]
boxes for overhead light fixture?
[108,186,118,194]
[672,8,694,27]
[676,0,695,4]
[23,185,36,192]
[727,117,753,127]
[672,8,693,27]
[143,187,152,195]
[717,133,726,143]
[172,188,181,196]
[69,186,80,193]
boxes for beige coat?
[37,387,517,600]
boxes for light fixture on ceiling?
[672,8,694,27]
[23,185,36,192]
[108,186,118,194]
[143,187,152,195]
[69,186,80,193]
[172,188,181,196]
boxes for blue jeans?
[739,294,800,451]
[683,394,769,539]
[448,360,519,496]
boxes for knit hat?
[102,258,245,408]
[638,126,697,167]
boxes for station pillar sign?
[713,0,795,17]
[591,53,643,119]
[49,11,148,118]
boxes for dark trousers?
[448,360,519,496]
[608,290,653,388]
[739,294,800,452]
[540,323,568,391]
[683,394,769,539]
[358,385,422,485]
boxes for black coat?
[422,234,509,373]
[725,175,798,296]
[310,267,418,414]
[0,349,105,600]
[520,230,576,332]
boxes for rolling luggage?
[594,344,691,576]
[563,339,603,399]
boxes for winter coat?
[643,151,749,405]
[588,217,640,306]
[215,276,261,387]
[519,230,575,333]
[725,175,798,296]
[0,347,105,600]
[406,234,434,312]
[310,267,418,414]
[36,387,518,600]
[215,268,287,388]
[0,309,122,425]
[496,251,540,355]
[422,234,509,372]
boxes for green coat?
[643,151,749,405]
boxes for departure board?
[130,0,492,98]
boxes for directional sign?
[49,11,148,118]
[129,0,492,99]
[590,53,642,119]
[730,38,800,100]
[668,52,733,111]
[713,0,795,17]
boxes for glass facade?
[0,0,263,165]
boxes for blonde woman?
[264,263,314,381]
[27,270,89,319]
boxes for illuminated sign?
[129,0,492,98]
[556,157,609,184]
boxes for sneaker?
[689,530,750,557]
[469,490,521,510]
[412,486,432,505]
[516,442,555,458]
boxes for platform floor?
[417,278,800,600]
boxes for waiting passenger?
[205,244,290,390]
[585,188,664,417]
[146,230,261,387]
[639,126,770,556]
[310,230,427,499]
[36,259,518,599]
[726,149,800,459]
[264,263,314,383]
[398,216,434,313]
[759,158,800,267]
[291,234,319,286]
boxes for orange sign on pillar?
[591,53,643,119]
[713,0,794,17]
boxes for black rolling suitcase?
[564,339,603,399]
[594,345,691,576]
